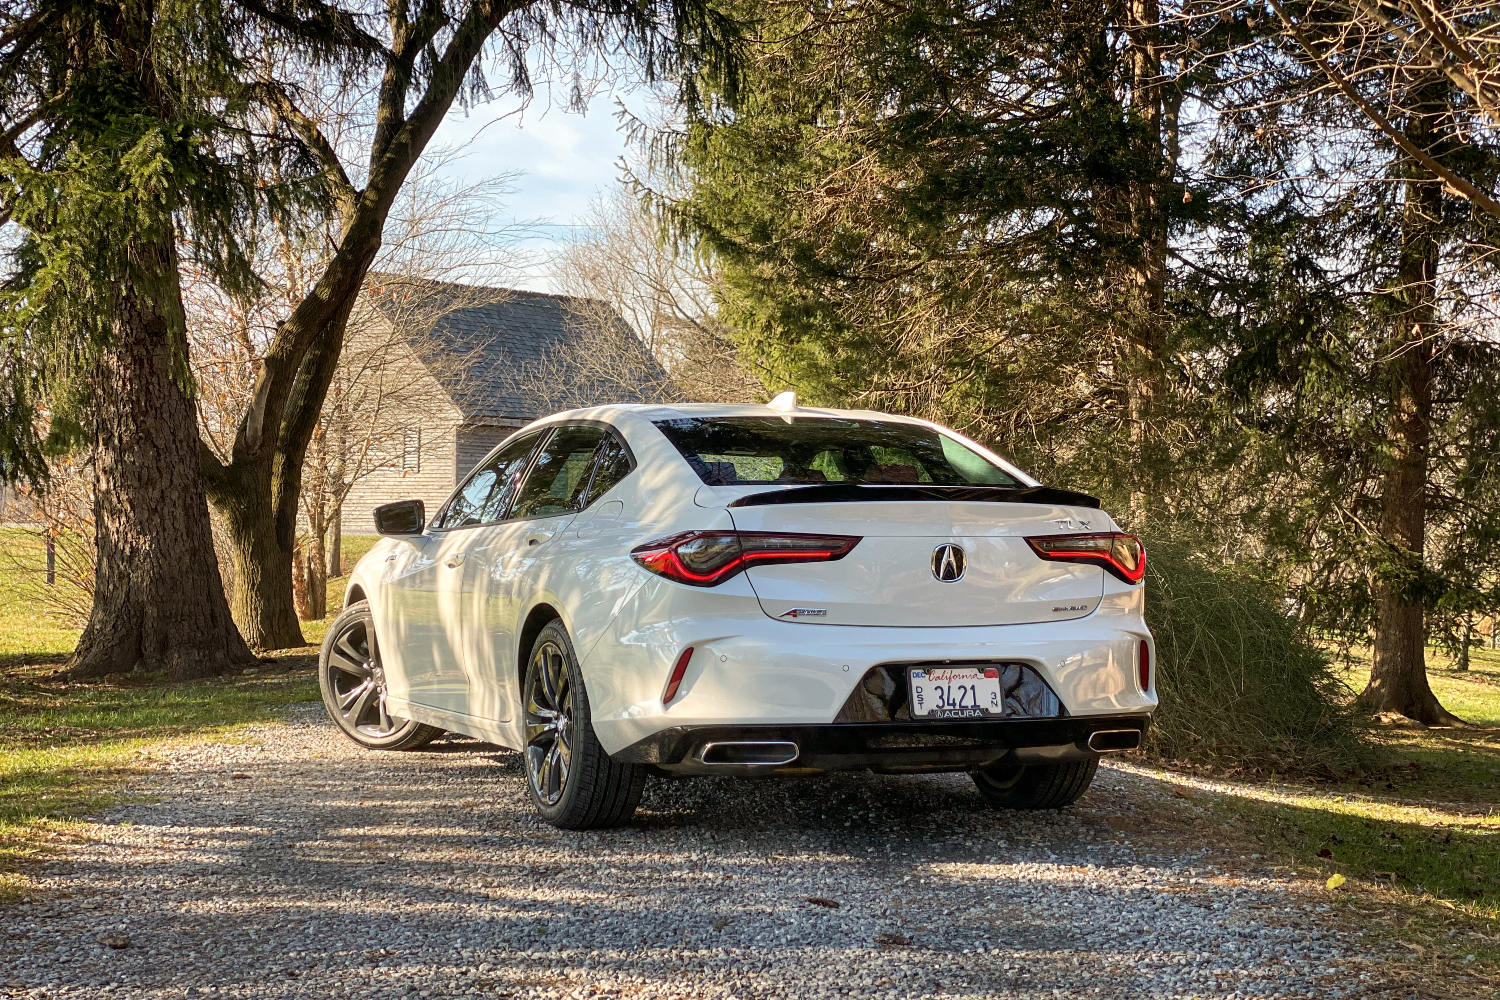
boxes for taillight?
[1139,639,1151,692]
[1025,532,1146,584]
[631,530,861,587]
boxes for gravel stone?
[0,703,1405,998]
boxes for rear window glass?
[652,416,1021,487]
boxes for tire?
[970,758,1099,810]
[319,600,443,751]
[523,619,646,829]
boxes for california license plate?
[908,666,1005,720]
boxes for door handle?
[444,554,465,569]
[525,532,553,547]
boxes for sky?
[428,84,644,293]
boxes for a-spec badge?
[932,543,966,583]
[779,608,828,618]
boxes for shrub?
[1142,538,1375,777]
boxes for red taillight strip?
[1138,638,1151,692]
[1024,532,1146,584]
[662,646,695,705]
[631,531,862,588]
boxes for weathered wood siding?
[338,312,465,531]
[454,423,528,482]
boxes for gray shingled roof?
[362,276,663,422]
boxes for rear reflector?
[631,530,861,587]
[1139,638,1151,692]
[1025,532,1146,584]
[662,647,694,705]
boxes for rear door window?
[511,426,609,519]
[652,416,1020,487]
[582,431,634,504]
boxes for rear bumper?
[611,713,1151,776]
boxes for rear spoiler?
[728,484,1102,509]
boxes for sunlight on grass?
[0,527,84,669]
[1332,645,1500,728]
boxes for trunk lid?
[725,499,1106,627]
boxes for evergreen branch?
[228,0,388,56]
[247,80,358,216]
[1268,0,1500,222]
[0,6,58,66]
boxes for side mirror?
[373,499,425,536]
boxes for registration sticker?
[908,666,1005,719]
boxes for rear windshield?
[652,416,1022,487]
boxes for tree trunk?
[1360,114,1462,725]
[70,254,257,680]
[304,497,328,621]
[327,503,342,579]
[305,531,327,618]
[1456,612,1472,672]
[328,394,346,580]
[215,465,305,649]
[203,248,370,647]
[1122,0,1171,526]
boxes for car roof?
[529,401,932,425]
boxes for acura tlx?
[320,393,1155,829]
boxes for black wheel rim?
[326,616,402,739]
[525,640,574,806]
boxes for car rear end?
[586,407,1154,779]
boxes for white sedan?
[320,396,1156,828]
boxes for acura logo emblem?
[932,543,966,583]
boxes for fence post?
[45,533,55,586]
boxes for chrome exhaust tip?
[1086,729,1142,753]
[698,741,800,766]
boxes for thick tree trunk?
[203,240,371,647]
[1360,129,1462,725]
[215,465,305,649]
[198,1,518,647]
[70,261,257,680]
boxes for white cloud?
[430,84,640,291]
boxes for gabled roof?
[360,275,661,423]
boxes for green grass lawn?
[0,528,90,670]
[1187,646,1500,927]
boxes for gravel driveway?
[2,704,1417,999]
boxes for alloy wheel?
[525,640,574,806]
[325,616,401,739]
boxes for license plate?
[908,666,1005,720]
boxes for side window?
[511,426,607,520]
[433,431,542,530]
[583,432,634,504]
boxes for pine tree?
[0,0,343,677]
